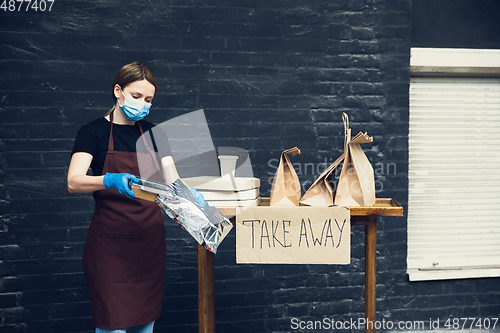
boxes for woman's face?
[114,79,156,106]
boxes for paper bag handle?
[284,146,301,155]
[342,112,349,134]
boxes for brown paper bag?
[270,147,301,206]
[299,153,345,206]
[334,113,375,207]
[300,113,352,206]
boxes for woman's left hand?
[189,188,206,207]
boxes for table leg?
[197,244,215,333]
[365,215,377,333]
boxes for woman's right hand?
[68,152,138,200]
[103,173,140,200]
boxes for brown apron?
[83,113,166,329]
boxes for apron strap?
[108,111,115,151]
[107,111,162,177]
[137,121,163,176]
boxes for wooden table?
[198,198,403,333]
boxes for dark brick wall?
[412,0,500,49]
[0,1,498,332]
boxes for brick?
[375,40,411,56]
[215,319,267,333]
[2,153,43,169]
[376,25,412,39]
[0,293,18,308]
[480,303,500,317]
[0,325,18,333]
[351,27,375,40]
[51,302,91,319]
[226,36,284,53]
[157,309,197,327]
[216,304,268,321]
[22,288,89,306]
[3,138,74,153]
[3,307,25,324]
[380,12,412,27]
[46,317,94,333]
[19,304,51,321]
[20,320,52,333]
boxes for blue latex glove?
[103,173,140,200]
[190,188,206,207]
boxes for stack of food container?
[182,155,260,208]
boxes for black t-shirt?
[71,117,170,178]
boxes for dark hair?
[106,62,158,115]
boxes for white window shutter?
[407,76,500,281]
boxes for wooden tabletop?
[216,197,403,217]
[131,185,403,218]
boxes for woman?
[68,62,184,333]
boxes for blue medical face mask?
[118,87,152,121]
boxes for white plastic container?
[218,155,238,179]
[161,156,180,184]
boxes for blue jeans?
[96,321,154,333]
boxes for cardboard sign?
[236,206,350,264]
